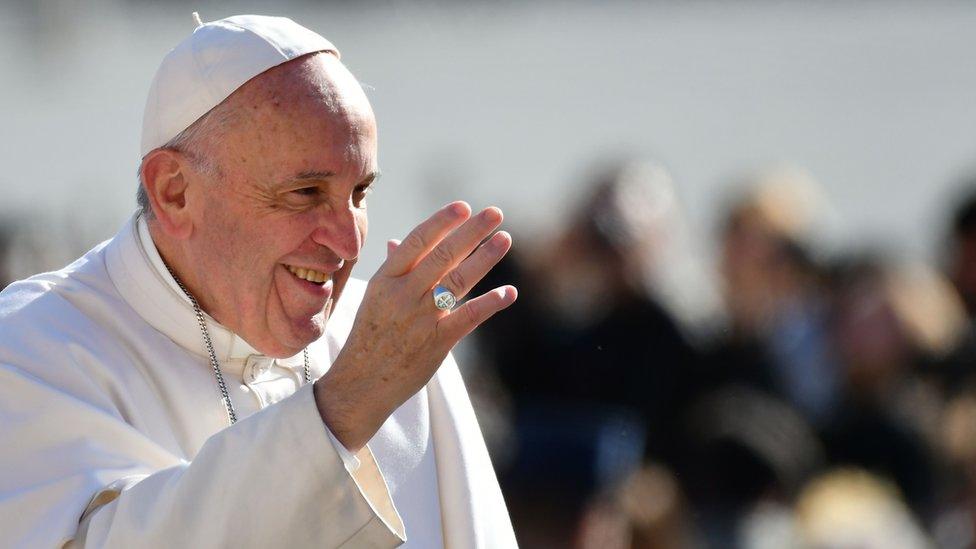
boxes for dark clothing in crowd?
[474,255,699,468]
[820,396,939,516]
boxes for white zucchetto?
[140,13,339,156]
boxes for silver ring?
[433,285,457,311]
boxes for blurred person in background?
[472,159,701,547]
[762,468,933,549]
[937,181,976,396]
[570,463,697,549]
[946,181,976,320]
[936,385,976,548]
[671,167,836,542]
[820,256,964,520]
[615,464,697,549]
[701,167,838,429]
[926,182,976,547]
[680,384,825,546]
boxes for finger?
[408,206,503,292]
[380,202,471,277]
[438,230,512,299]
[386,239,400,258]
[436,285,518,344]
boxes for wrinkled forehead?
[214,53,377,180]
[241,53,374,129]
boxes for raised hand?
[314,201,517,451]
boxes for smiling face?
[176,53,378,357]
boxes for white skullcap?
[140,13,339,157]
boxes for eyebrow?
[292,170,335,181]
[289,169,382,185]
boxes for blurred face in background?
[541,224,625,324]
[175,54,378,358]
[830,271,911,394]
[720,209,793,333]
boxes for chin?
[252,315,324,359]
[292,309,329,350]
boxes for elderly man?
[0,14,518,548]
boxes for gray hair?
[136,100,239,218]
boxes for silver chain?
[167,267,310,425]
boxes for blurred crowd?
[469,161,976,548]
[4,162,976,548]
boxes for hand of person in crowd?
[314,201,516,451]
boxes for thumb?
[386,239,401,258]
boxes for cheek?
[195,198,241,267]
[198,206,281,284]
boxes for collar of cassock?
[104,213,307,371]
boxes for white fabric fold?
[72,384,404,547]
[327,423,362,472]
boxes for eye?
[278,185,324,210]
[291,187,319,196]
[353,184,373,206]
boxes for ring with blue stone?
[433,285,457,311]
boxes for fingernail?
[447,201,470,218]
[483,207,503,223]
[490,231,511,249]
[497,285,517,301]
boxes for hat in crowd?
[141,13,339,156]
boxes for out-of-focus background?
[3,1,976,547]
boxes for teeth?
[286,265,329,284]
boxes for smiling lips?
[285,264,331,285]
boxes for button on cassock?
[244,355,273,383]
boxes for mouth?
[283,263,336,303]
[285,264,331,285]
[279,263,335,339]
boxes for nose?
[310,203,363,261]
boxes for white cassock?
[0,213,517,548]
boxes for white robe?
[0,213,517,548]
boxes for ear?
[140,149,195,240]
